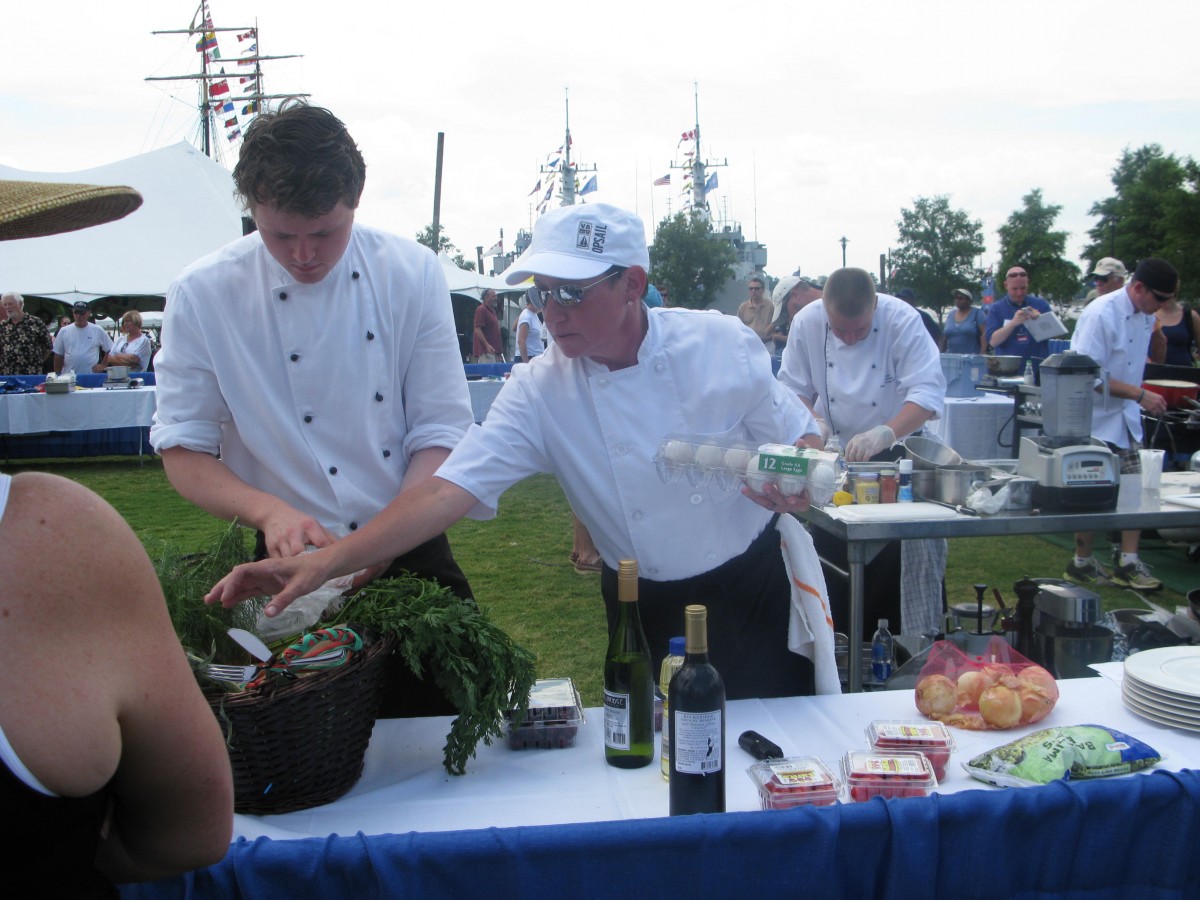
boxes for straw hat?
[0,179,143,241]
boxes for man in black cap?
[1066,258,1178,591]
[52,300,111,375]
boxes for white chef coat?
[435,307,818,581]
[1070,286,1155,447]
[150,225,474,534]
[52,322,112,376]
[778,292,945,443]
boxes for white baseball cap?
[504,203,650,285]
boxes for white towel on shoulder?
[776,514,841,695]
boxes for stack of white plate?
[1123,647,1200,732]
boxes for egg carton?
[653,435,840,506]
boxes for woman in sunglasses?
[209,203,830,700]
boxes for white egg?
[808,461,836,491]
[723,447,753,471]
[778,475,806,497]
[695,444,726,468]
[663,440,693,464]
[744,453,770,492]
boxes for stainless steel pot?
[911,468,936,500]
[935,464,990,506]
[903,435,962,470]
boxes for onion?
[1018,684,1055,724]
[979,683,1022,728]
[956,670,990,708]
[1018,665,1059,701]
[981,663,1013,685]
[915,674,958,718]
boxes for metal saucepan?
[986,355,1023,376]
[935,464,990,506]
[903,435,962,470]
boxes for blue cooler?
[940,354,986,397]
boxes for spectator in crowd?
[0,291,52,374]
[1091,257,1127,298]
[939,288,987,354]
[0,177,233,895]
[768,275,823,358]
[150,102,477,717]
[1066,258,1178,591]
[779,268,947,638]
[895,288,941,345]
[737,275,774,345]
[473,288,503,362]
[1150,286,1198,367]
[515,287,545,363]
[96,309,152,372]
[986,265,1052,364]
[53,300,112,375]
[207,202,827,701]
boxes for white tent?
[0,142,244,317]
[437,251,525,299]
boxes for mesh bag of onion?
[913,638,1059,730]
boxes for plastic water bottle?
[1023,359,1036,385]
[871,619,895,684]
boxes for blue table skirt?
[122,768,1200,899]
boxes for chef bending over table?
[207,203,841,699]
[778,267,948,639]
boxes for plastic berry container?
[747,755,841,809]
[841,750,937,802]
[504,678,585,750]
[866,720,955,782]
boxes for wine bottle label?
[672,709,722,774]
[603,690,631,750]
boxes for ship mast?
[146,0,307,163]
[541,88,596,208]
[671,82,726,219]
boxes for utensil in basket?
[205,647,350,684]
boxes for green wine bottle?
[669,604,726,814]
[604,559,654,769]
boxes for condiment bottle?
[604,559,654,768]
[659,636,686,779]
[879,468,898,503]
[669,605,725,815]
[897,459,913,502]
[855,472,880,504]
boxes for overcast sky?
[3,0,1198,286]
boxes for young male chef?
[150,101,476,715]
[207,202,838,699]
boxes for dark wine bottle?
[668,604,726,815]
[604,559,654,768]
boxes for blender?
[1017,351,1119,512]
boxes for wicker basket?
[207,630,396,815]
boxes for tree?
[891,196,985,324]
[996,189,1081,309]
[1083,145,1200,296]
[649,211,737,310]
[415,224,475,271]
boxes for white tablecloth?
[926,393,1014,460]
[0,385,157,435]
[233,675,1196,841]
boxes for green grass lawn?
[5,457,1191,706]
